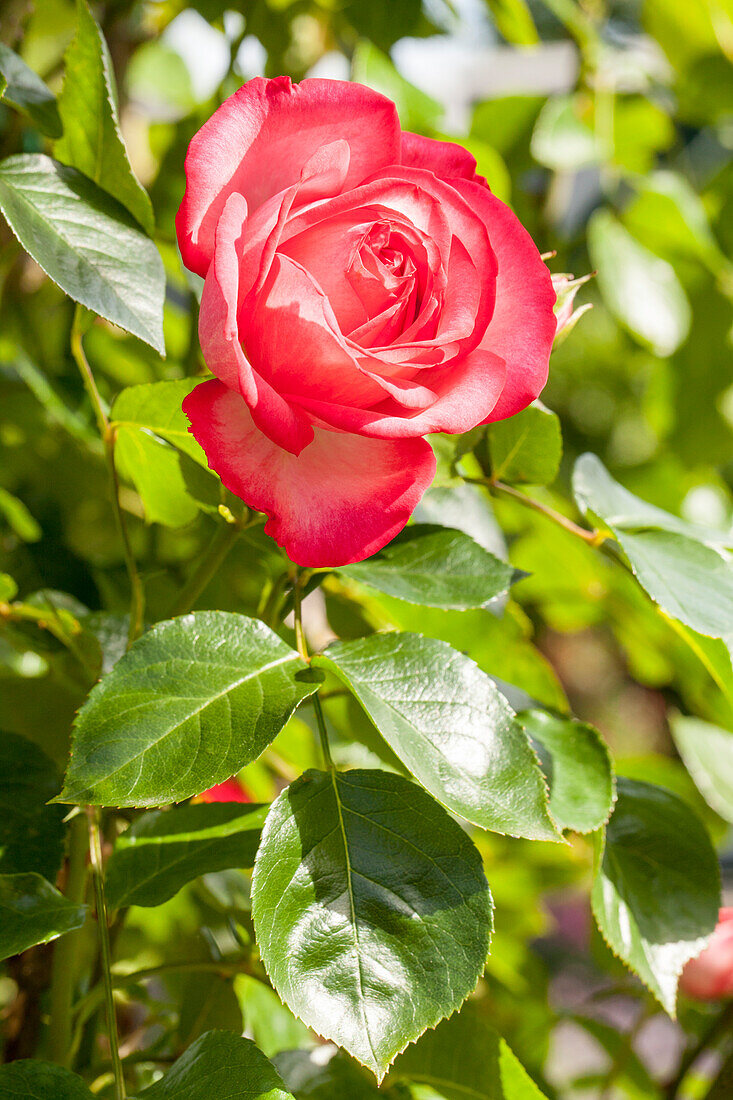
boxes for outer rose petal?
[176,77,401,277]
[183,380,436,567]
[401,132,487,186]
[450,179,556,422]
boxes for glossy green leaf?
[105,801,267,909]
[314,634,559,841]
[588,209,690,356]
[140,1030,295,1100]
[0,155,165,353]
[591,778,720,1014]
[0,732,66,879]
[0,872,87,960]
[0,43,61,137]
[670,714,733,823]
[0,1062,94,1099]
[487,401,562,485]
[338,525,514,610]
[55,0,154,233]
[388,1005,548,1098]
[519,710,615,833]
[57,611,319,807]
[251,768,493,1081]
[486,0,539,45]
[574,454,733,637]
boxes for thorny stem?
[292,568,334,770]
[70,306,144,647]
[465,476,608,546]
[86,808,126,1100]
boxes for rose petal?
[401,131,487,187]
[176,77,400,277]
[450,179,556,421]
[183,380,436,567]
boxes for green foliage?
[670,715,733,824]
[252,769,493,1080]
[139,1031,295,1099]
[0,1062,94,1099]
[315,634,560,841]
[58,612,319,806]
[487,402,562,485]
[55,0,154,234]
[519,709,615,833]
[0,732,66,879]
[338,525,515,609]
[0,872,87,960]
[591,778,720,1014]
[105,801,267,909]
[0,43,61,137]
[0,155,165,352]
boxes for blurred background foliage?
[1,0,732,1095]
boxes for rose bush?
[680,909,733,1001]
[177,76,556,566]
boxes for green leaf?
[519,710,615,833]
[0,154,165,354]
[573,453,731,547]
[58,611,318,807]
[0,1061,94,1099]
[236,975,315,1058]
[670,714,733,824]
[111,380,216,526]
[387,1004,548,1098]
[0,574,18,601]
[588,208,690,356]
[178,974,243,1048]
[0,43,61,137]
[105,801,267,909]
[251,768,493,1082]
[338,526,514,610]
[139,1030,295,1100]
[55,0,154,233]
[111,380,208,466]
[0,872,87,960]
[275,1050,383,1099]
[0,486,42,542]
[485,0,539,45]
[0,732,66,879]
[487,401,562,485]
[591,777,720,1015]
[573,454,733,637]
[314,635,559,842]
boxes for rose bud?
[177,77,557,567]
[679,908,733,1000]
[551,271,593,345]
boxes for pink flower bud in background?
[197,777,252,803]
[551,271,593,345]
[679,909,733,1001]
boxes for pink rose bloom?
[198,777,252,803]
[680,908,733,1000]
[177,77,556,567]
